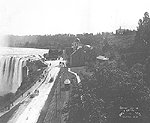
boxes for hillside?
[106,33,136,49]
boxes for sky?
[0,0,150,35]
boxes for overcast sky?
[0,0,150,35]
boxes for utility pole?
[60,75,61,99]
[55,89,57,118]
[59,68,63,123]
[60,67,65,98]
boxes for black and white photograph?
[0,0,150,122]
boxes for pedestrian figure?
[21,92,23,97]
[34,89,39,95]
[27,92,30,97]
[49,77,54,83]
[10,100,13,106]
[6,103,10,110]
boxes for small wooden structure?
[64,79,71,91]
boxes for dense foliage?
[130,12,150,52]
[62,61,150,123]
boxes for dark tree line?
[7,33,104,49]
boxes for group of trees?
[62,61,150,123]
[7,33,104,49]
[7,34,76,49]
[118,12,150,68]
[131,12,150,52]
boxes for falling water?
[0,56,24,96]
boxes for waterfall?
[0,56,24,96]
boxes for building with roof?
[96,55,109,63]
[96,55,109,60]
[70,48,87,67]
[63,47,74,60]
[116,26,126,35]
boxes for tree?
[135,12,150,51]
[24,42,29,47]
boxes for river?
[0,47,48,56]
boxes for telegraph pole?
[60,75,61,99]
[59,68,63,123]
[55,89,57,118]
[60,67,64,99]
